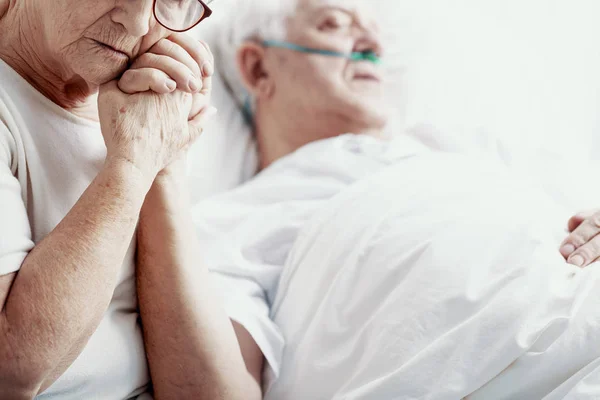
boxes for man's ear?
[236,42,274,100]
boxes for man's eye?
[318,13,352,32]
[319,18,341,31]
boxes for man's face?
[32,0,168,85]
[269,0,388,131]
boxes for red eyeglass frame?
[152,0,214,33]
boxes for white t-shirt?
[0,59,149,399]
[193,133,426,388]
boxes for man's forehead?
[298,0,375,15]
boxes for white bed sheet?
[266,153,600,400]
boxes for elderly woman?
[0,1,260,399]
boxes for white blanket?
[266,152,600,400]
[193,134,425,381]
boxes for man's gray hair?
[215,0,298,110]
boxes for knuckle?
[158,38,176,54]
[140,52,153,63]
[134,53,154,67]
[120,70,135,81]
[149,69,164,81]
[591,213,600,228]
[169,32,184,43]
[573,222,599,245]
[589,237,600,255]
[170,42,187,57]
[119,70,138,86]
[570,233,587,247]
[575,238,600,263]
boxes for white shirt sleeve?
[0,122,33,276]
[194,206,287,378]
[192,141,357,380]
[211,272,284,378]
[193,180,306,380]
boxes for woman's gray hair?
[215,0,298,111]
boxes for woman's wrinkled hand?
[559,209,600,267]
[98,81,216,182]
[98,33,216,181]
[118,33,213,97]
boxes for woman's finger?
[560,212,600,259]
[164,34,214,100]
[200,75,212,97]
[148,38,202,78]
[167,34,214,78]
[118,68,176,94]
[566,233,600,268]
[131,52,201,93]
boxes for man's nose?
[354,28,384,58]
[112,0,155,37]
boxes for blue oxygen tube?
[262,40,382,64]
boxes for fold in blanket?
[267,153,600,400]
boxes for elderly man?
[0,0,261,399]
[191,0,391,384]
[192,0,600,398]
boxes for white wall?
[376,0,600,159]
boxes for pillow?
[186,3,257,203]
[185,64,257,203]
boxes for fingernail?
[569,254,585,267]
[189,78,201,92]
[202,62,214,76]
[165,79,176,91]
[560,244,575,257]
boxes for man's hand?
[560,209,600,267]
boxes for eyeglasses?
[153,0,214,32]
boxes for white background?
[376,0,600,158]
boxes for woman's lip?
[94,40,130,60]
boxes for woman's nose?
[112,0,155,37]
